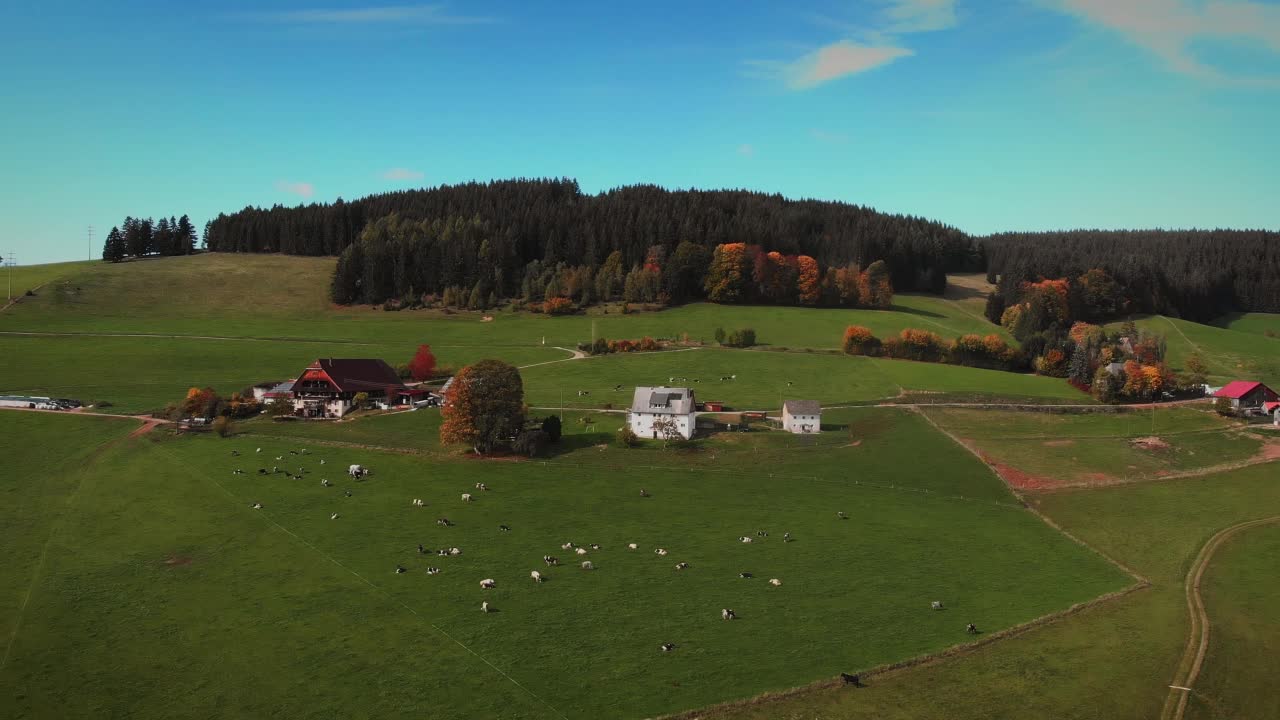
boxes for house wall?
[782,410,820,434]
[630,411,694,440]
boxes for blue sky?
[2,0,1278,264]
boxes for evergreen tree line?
[102,215,198,262]
[204,178,979,304]
[983,230,1280,321]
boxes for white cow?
[348,464,365,479]
[531,571,543,583]
[480,578,496,589]
[576,547,588,556]
[739,536,753,543]
[462,493,473,502]
[722,608,736,620]
[481,601,490,613]
[931,601,944,610]
[627,543,638,550]
[769,578,782,587]
[581,561,593,570]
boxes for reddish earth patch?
[129,419,163,438]
[1256,441,1280,462]
[163,555,193,567]
[976,450,1060,491]
[1043,439,1075,447]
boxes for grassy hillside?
[1212,312,1280,339]
[0,410,1127,719]
[1124,315,1280,388]
[0,260,97,301]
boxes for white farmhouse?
[781,400,821,434]
[628,387,696,440]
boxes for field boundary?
[155,443,573,720]
[1160,515,1280,720]
[657,581,1148,720]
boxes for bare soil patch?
[163,554,193,567]
[1131,436,1171,451]
[1044,439,1075,447]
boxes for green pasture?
[0,334,566,414]
[1211,311,1280,339]
[0,411,1127,719]
[926,406,1265,485]
[710,461,1280,720]
[1126,315,1280,388]
[0,260,97,300]
[1188,522,1280,720]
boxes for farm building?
[290,359,407,419]
[1266,401,1280,425]
[252,381,294,405]
[1213,381,1279,414]
[629,386,696,440]
[781,400,822,434]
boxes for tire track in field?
[1160,516,1280,720]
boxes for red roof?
[297,359,405,393]
[1265,402,1280,413]
[1214,381,1265,399]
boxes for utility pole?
[5,252,14,301]
[88,226,94,262]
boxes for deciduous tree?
[440,360,525,454]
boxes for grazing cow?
[531,571,543,583]
[783,532,792,542]
[841,673,861,686]
[614,385,623,391]
[427,567,440,575]
[739,536,753,543]
[481,601,490,613]
[348,464,366,479]
[289,450,298,455]
[418,544,427,554]
[768,578,782,586]
[660,643,676,652]
[231,450,240,456]
[499,524,511,532]
[480,579,496,589]
[627,543,638,550]
[756,530,768,537]
[739,572,753,579]
[251,502,263,509]
[344,490,352,497]
[675,562,689,570]
[437,549,450,557]
[438,518,452,527]
[721,608,736,621]
[275,456,283,461]
[330,512,339,520]
[232,469,245,475]
[543,555,558,566]
[576,547,588,556]
[395,565,407,574]
[655,548,668,556]
[561,542,574,550]
[639,489,650,497]
[461,493,473,502]
[475,482,488,491]
[931,601,944,610]
[321,479,331,487]
[589,543,601,550]
[256,448,262,453]
[966,623,978,635]
[320,459,326,465]
[449,547,462,555]
[837,511,847,520]
[577,390,590,397]
[581,561,593,570]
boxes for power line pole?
[88,225,94,261]
[5,252,14,301]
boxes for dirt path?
[1160,516,1280,720]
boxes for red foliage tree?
[407,344,437,382]
[796,255,820,305]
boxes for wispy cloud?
[275,181,315,199]
[752,1,954,90]
[235,4,495,25]
[737,143,756,157]
[381,167,425,181]
[1048,0,1280,84]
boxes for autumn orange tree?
[440,360,525,454]
[796,255,820,305]
[704,243,750,302]
[407,344,437,382]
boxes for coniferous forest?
[196,178,1279,319]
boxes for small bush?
[212,416,233,437]
[617,425,639,448]
[544,297,574,315]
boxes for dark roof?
[1214,381,1267,399]
[630,386,695,414]
[783,400,822,415]
[307,359,405,393]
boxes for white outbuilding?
[628,387,696,440]
[781,400,821,434]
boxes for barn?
[781,400,822,434]
[290,359,407,419]
[1213,381,1279,415]
[628,386,696,440]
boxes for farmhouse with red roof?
[1212,381,1278,414]
[290,359,408,419]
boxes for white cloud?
[275,181,315,199]
[1050,0,1280,82]
[882,0,958,33]
[753,1,951,90]
[784,41,913,89]
[737,144,756,157]
[381,167,425,181]
[236,4,494,25]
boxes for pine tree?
[102,226,125,263]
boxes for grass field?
[1187,522,1280,720]
[925,407,1269,487]
[1211,312,1280,339]
[1125,315,1280,388]
[0,410,1129,719]
[707,461,1280,720]
[0,260,97,301]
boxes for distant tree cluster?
[842,326,1022,371]
[102,215,198,263]
[983,230,1280,321]
[202,179,976,306]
